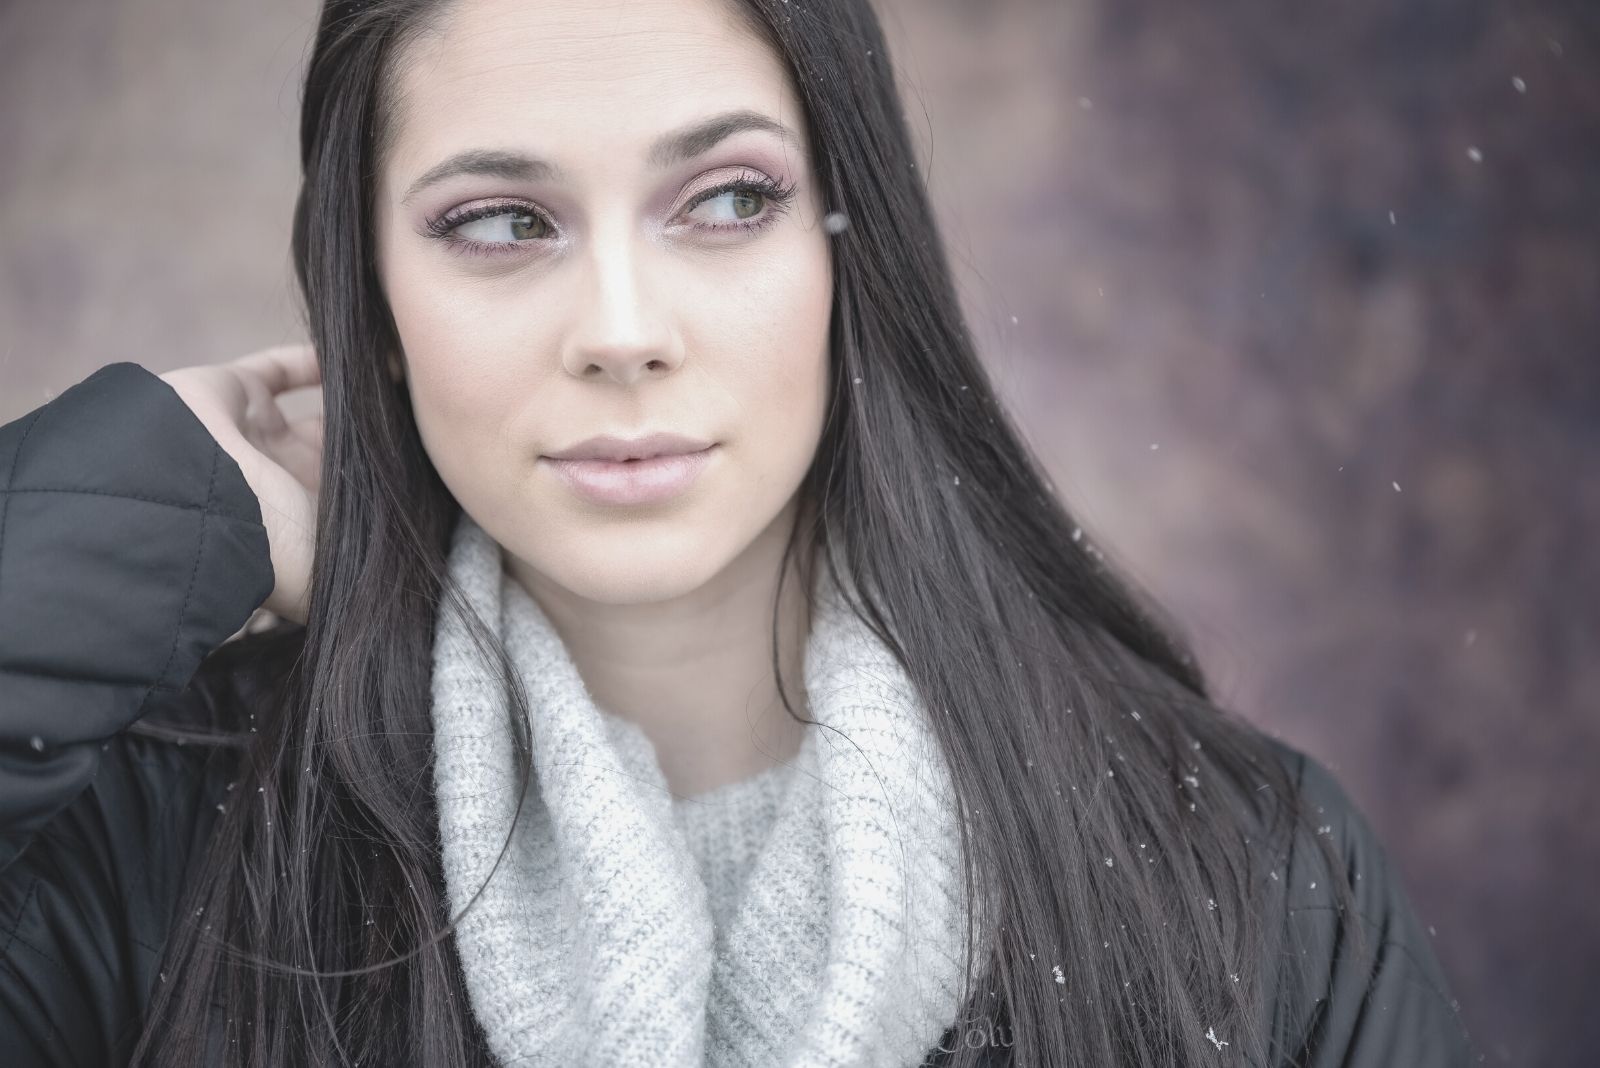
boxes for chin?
[543,546,729,607]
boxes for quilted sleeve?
[1266,741,1480,1066]
[0,361,274,872]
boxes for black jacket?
[0,362,1477,1066]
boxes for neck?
[504,496,816,798]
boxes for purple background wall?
[2,1,1594,1063]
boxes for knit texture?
[656,721,796,932]
[428,510,980,1067]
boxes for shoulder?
[0,691,244,1062]
[1251,734,1479,1066]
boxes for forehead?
[382,0,799,181]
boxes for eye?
[679,174,798,233]
[686,186,770,227]
[421,172,799,261]
[439,206,554,245]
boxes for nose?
[560,227,684,385]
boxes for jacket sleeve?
[1265,740,1480,1067]
[0,362,273,870]
[0,361,274,1064]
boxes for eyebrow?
[399,108,800,206]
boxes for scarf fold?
[429,510,979,1067]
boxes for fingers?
[288,410,325,446]
[233,343,322,396]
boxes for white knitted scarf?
[427,510,981,1068]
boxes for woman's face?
[374,0,833,605]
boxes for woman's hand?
[159,344,324,626]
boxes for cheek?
[381,262,531,483]
[729,251,833,472]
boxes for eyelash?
[422,172,798,260]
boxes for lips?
[540,444,718,506]
[544,431,714,463]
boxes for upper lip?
[544,432,715,462]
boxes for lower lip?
[541,445,717,506]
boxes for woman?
[0,0,1475,1064]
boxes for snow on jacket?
[0,362,1478,1065]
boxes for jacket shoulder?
[1,361,273,1063]
[1254,734,1479,1066]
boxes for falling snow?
[822,211,850,235]
[1052,964,1066,984]
[1205,1026,1229,1050]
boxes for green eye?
[455,209,550,244]
[684,177,795,232]
[727,190,765,220]
[507,212,545,239]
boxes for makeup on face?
[396,112,807,267]
[372,0,834,607]
[540,444,720,507]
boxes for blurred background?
[1,0,1594,1063]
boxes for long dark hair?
[130,0,1359,1064]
